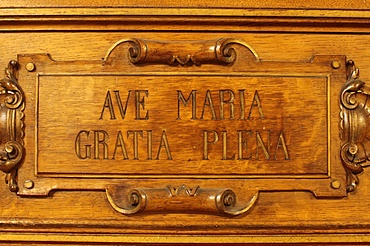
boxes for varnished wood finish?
[1,1,370,244]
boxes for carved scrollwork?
[215,38,260,64]
[215,188,258,216]
[102,38,148,65]
[0,60,25,192]
[102,38,260,66]
[1,61,24,109]
[340,60,370,192]
[107,188,147,215]
[106,185,258,216]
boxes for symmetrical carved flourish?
[340,60,370,192]
[0,60,25,192]
[106,185,258,216]
[102,38,260,66]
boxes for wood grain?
[0,1,370,245]
[0,0,369,9]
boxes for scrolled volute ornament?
[215,38,260,64]
[215,189,258,216]
[0,60,25,192]
[340,60,370,192]
[215,38,238,64]
[106,188,147,215]
[102,38,148,65]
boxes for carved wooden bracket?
[340,60,370,192]
[106,185,258,216]
[0,60,25,192]
[102,38,260,66]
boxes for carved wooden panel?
[1,2,370,245]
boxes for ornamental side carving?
[340,60,370,191]
[0,60,25,192]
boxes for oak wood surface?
[0,0,370,245]
[0,0,369,9]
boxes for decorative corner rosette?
[340,60,370,192]
[0,60,25,192]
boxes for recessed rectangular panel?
[36,74,328,177]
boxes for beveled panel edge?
[33,72,329,179]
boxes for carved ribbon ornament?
[340,60,370,192]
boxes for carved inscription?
[75,129,172,160]
[32,73,327,177]
[99,90,150,120]
[74,88,289,163]
[177,90,264,120]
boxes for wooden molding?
[0,8,370,32]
